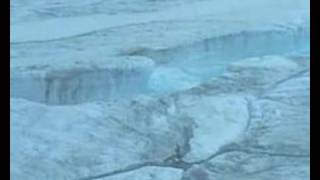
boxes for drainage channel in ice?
[10,27,310,105]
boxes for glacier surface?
[10,0,310,179]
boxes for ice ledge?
[10,56,155,105]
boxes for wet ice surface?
[10,0,310,180]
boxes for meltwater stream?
[10,26,310,105]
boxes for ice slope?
[11,55,310,180]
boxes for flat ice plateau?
[10,0,310,179]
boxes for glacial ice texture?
[10,0,310,180]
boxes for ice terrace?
[10,24,310,105]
